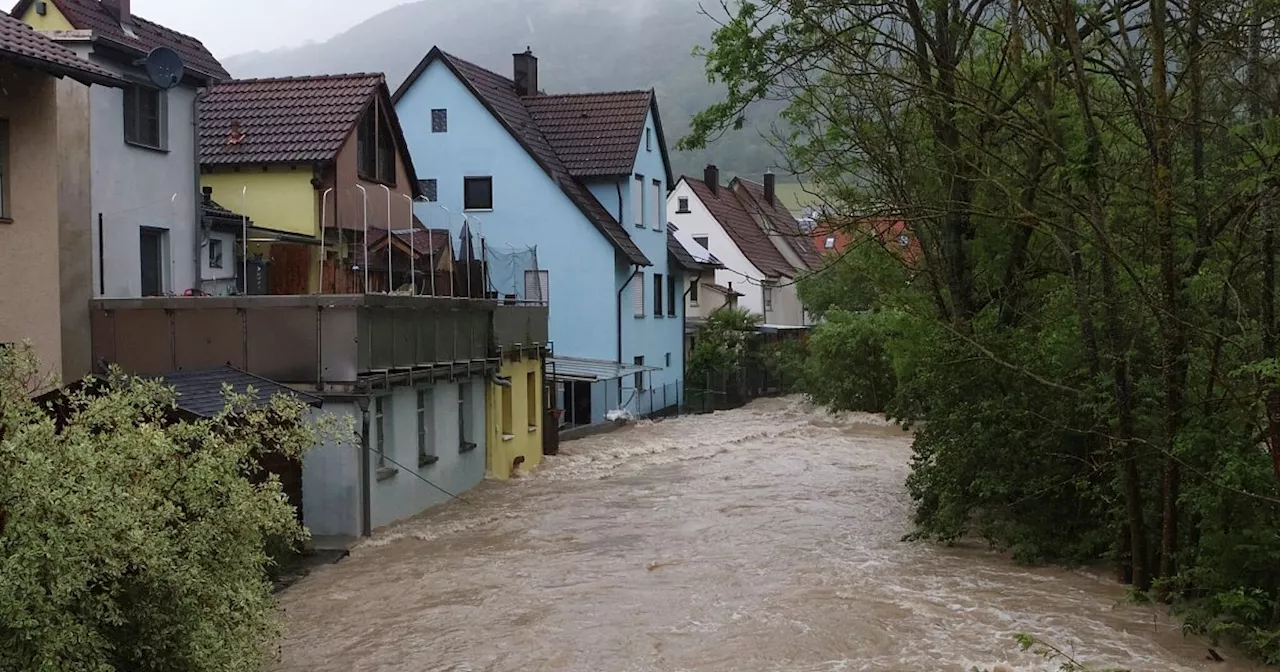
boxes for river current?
[277,397,1262,671]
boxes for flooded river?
[278,397,1263,671]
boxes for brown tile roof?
[0,11,118,85]
[199,73,383,165]
[683,176,795,278]
[393,48,651,267]
[12,0,228,80]
[368,220,451,261]
[734,179,823,271]
[667,229,718,272]
[523,91,652,177]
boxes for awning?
[547,356,663,383]
[760,324,814,335]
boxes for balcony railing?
[89,295,523,387]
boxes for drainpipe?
[318,187,334,294]
[616,182,624,223]
[192,91,202,294]
[682,270,703,390]
[490,373,512,388]
[617,265,641,400]
[355,185,369,293]
[357,395,372,537]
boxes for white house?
[667,166,821,327]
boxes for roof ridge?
[440,50,512,84]
[210,72,384,86]
[522,89,651,100]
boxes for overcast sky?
[131,0,412,58]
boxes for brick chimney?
[764,172,776,206]
[704,165,720,196]
[102,0,131,24]
[513,48,538,97]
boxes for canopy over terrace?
[546,356,661,383]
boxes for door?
[139,227,165,296]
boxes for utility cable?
[367,446,471,505]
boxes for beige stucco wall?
[0,65,64,383]
[56,76,93,381]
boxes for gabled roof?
[367,220,452,261]
[524,91,674,183]
[152,366,321,419]
[199,74,421,195]
[667,223,720,272]
[0,11,118,86]
[392,47,650,267]
[11,0,228,80]
[202,197,251,228]
[734,178,822,271]
[682,176,795,279]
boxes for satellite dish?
[144,47,185,90]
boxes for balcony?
[89,295,503,387]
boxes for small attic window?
[432,109,448,133]
[36,1,47,16]
[646,127,652,152]
[677,197,690,214]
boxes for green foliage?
[0,345,323,672]
[801,309,899,413]
[687,306,765,383]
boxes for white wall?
[302,401,361,538]
[667,180,766,317]
[200,229,238,296]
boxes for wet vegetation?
[682,0,1280,663]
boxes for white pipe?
[355,184,368,293]
[241,187,248,295]
[318,187,333,294]
[381,185,392,293]
[170,193,178,295]
[402,194,415,295]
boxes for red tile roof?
[734,178,823,271]
[393,48,651,267]
[12,0,228,80]
[199,73,383,165]
[523,91,652,177]
[683,176,795,278]
[0,11,117,85]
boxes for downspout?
[357,395,372,537]
[681,270,703,393]
[192,89,203,294]
[617,266,641,400]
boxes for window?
[764,284,774,311]
[653,273,664,316]
[665,352,672,368]
[139,227,167,297]
[689,280,699,305]
[634,356,645,391]
[357,107,397,184]
[501,383,514,437]
[124,83,165,150]
[458,384,476,452]
[526,371,538,431]
[375,396,388,468]
[524,269,549,306]
[652,179,662,231]
[0,119,10,220]
[693,235,709,252]
[646,127,652,151]
[633,273,645,317]
[667,275,677,316]
[464,176,493,210]
[431,108,448,133]
[417,389,437,466]
[825,236,836,249]
[633,174,644,227]
[208,238,224,269]
[357,110,376,179]
[676,197,690,214]
[419,179,438,202]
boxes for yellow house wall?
[201,168,319,238]
[20,1,75,31]
[486,355,544,480]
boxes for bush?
[0,345,321,672]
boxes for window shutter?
[524,270,549,306]
[633,274,645,317]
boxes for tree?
[0,344,322,672]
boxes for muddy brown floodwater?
[278,397,1266,672]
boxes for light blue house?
[394,47,703,425]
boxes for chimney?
[202,186,213,204]
[704,165,720,196]
[513,48,538,97]
[764,172,776,206]
[102,0,131,24]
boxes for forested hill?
[222,0,787,180]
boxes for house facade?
[15,0,229,299]
[667,166,820,327]
[393,47,685,423]
[0,11,118,385]
[198,73,424,295]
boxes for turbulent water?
[277,397,1263,672]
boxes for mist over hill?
[223,0,787,180]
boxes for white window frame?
[652,179,662,231]
[633,174,644,227]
